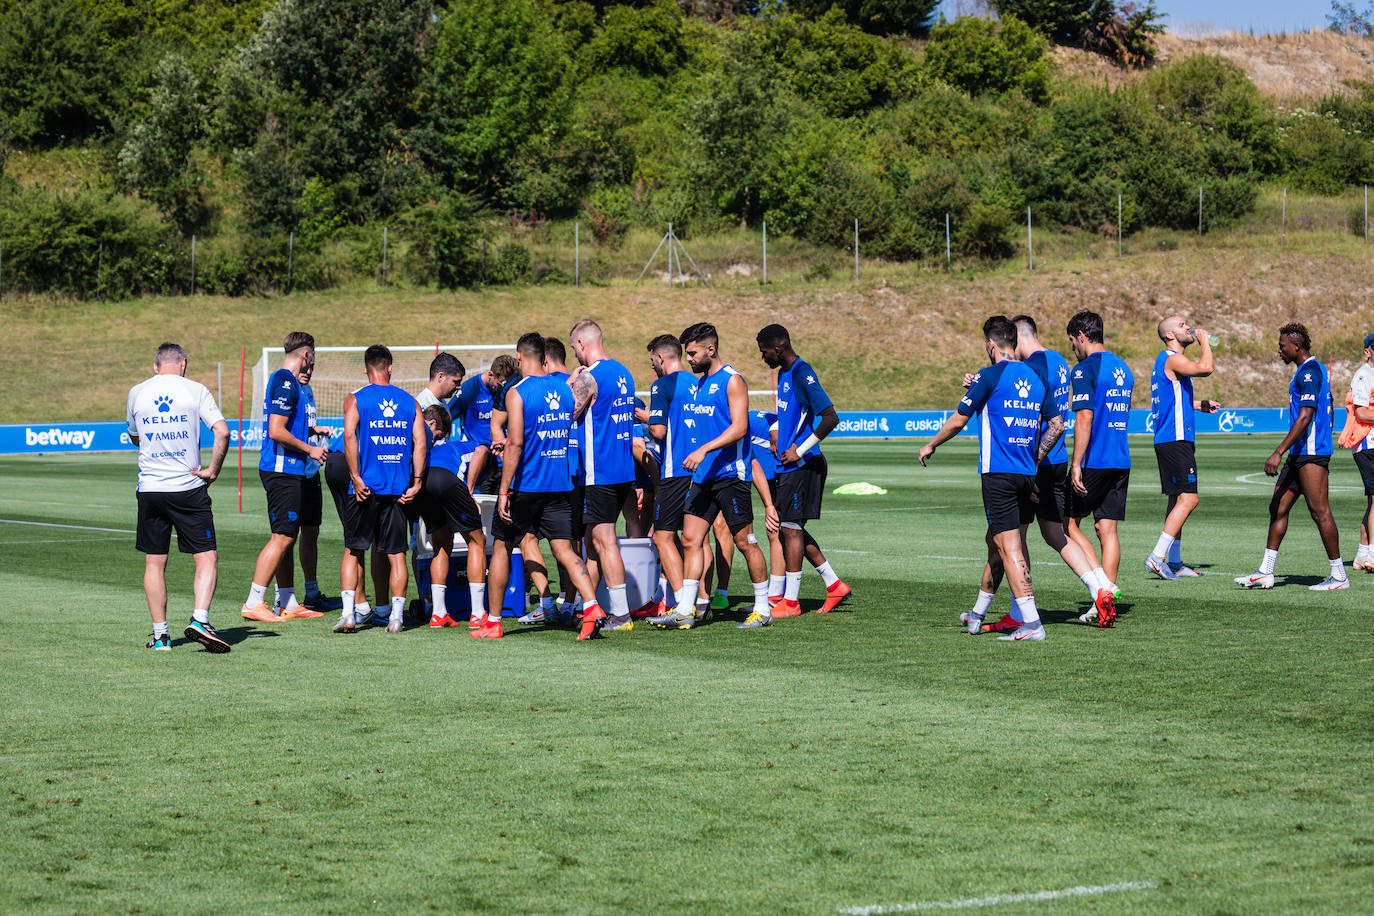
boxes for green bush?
[1279,109,1374,194]
[489,242,532,285]
[920,15,1053,103]
[0,185,176,298]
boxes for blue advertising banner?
[0,409,1341,454]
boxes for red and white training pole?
[237,345,245,513]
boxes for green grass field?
[2,438,1372,914]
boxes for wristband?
[500,492,511,497]
[796,433,820,456]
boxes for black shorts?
[260,469,305,537]
[492,491,575,543]
[570,482,585,540]
[1275,454,1331,495]
[685,478,753,527]
[1069,467,1130,522]
[1034,462,1068,524]
[325,451,366,545]
[584,481,633,527]
[136,487,217,555]
[1355,450,1374,497]
[301,473,323,527]
[776,455,827,524]
[350,493,412,554]
[1155,441,1198,495]
[421,467,483,534]
[654,475,692,532]
[981,473,1036,535]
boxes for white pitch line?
[830,505,955,514]
[0,518,135,534]
[839,880,1157,914]
[1234,471,1362,492]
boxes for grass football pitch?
[1,438,1371,914]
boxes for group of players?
[919,310,1365,641]
[127,321,852,652]
[127,306,1371,652]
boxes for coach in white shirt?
[126,343,231,653]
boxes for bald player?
[1145,315,1220,579]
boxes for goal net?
[243,344,516,443]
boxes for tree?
[0,0,124,144]
[427,0,572,206]
[920,15,1053,103]
[1329,2,1374,35]
[117,54,207,235]
[991,0,1163,67]
[787,0,939,37]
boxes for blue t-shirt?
[430,436,479,480]
[750,410,778,481]
[776,359,833,473]
[580,359,636,486]
[451,374,493,448]
[1150,349,1195,445]
[509,375,572,493]
[1070,351,1134,470]
[687,364,751,484]
[959,361,1055,476]
[648,369,698,481]
[1289,357,1334,457]
[258,368,311,475]
[1024,348,1071,466]
[354,384,418,496]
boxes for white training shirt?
[417,387,442,410]
[126,374,225,492]
[1352,365,1374,452]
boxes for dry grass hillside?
[1054,28,1374,101]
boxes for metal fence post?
[1282,188,1286,246]
[1027,207,1033,270]
[381,226,389,286]
[762,221,768,284]
[575,222,580,288]
[1117,194,1122,257]
[853,219,859,281]
[945,213,951,270]
[1198,187,1203,236]
[190,234,196,295]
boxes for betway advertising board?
[0,408,1324,455]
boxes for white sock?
[609,583,629,617]
[768,574,785,596]
[192,608,209,624]
[305,579,320,596]
[972,590,995,616]
[1013,595,1041,626]
[154,620,170,638]
[1150,532,1175,562]
[355,600,370,617]
[1079,572,1099,599]
[753,580,769,613]
[470,583,487,617]
[1359,544,1371,560]
[246,582,267,608]
[540,594,555,611]
[1331,557,1347,580]
[275,586,297,611]
[1260,548,1278,576]
[814,560,839,587]
[431,584,447,618]
[658,576,669,600]
[1167,539,1182,565]
[784,571,802,602]
[390,596,405,623]
[675,579,699,612]
[1088,565,1110,596]
[341,589,355,616]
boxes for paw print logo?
[545,389,562,411]
[617,377,628,395]
[806,374,816,385]
[1015,378,1032,399]
[1113,367,1126,387]
[153,395,173,413]
[379,398,398,418]
[1058,365,1068,385]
